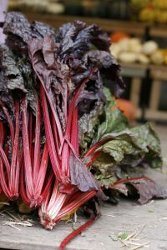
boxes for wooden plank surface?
[1,177,167,250]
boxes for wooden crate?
[121,63,167,121]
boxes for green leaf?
[97,140,137,163]
[95,88,128,142]
[117,232,129,241]
[97,123,162,167]
[92,123,162,188]
[79,101,104,153]
[95,109,128,142]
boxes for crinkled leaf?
[91,123,162,190]
[79,100,104,152]
[70,154,98,192]
[96,123,162,168]
[3,12,55,43]
[95,110,128,143]
[94,88,128,142]
[57,21,110,60]
[15,54,38,113]
[28,36,67,130]
[83,50,125,97]
[95,174,117,189]
[111,177,167,204]
[0,44,27,93]
[3,12,56,54]
[130,124,161,155]
[3,12,32,43]
[0,44,26,121]
[91,152,118,188]
[97,140,138,163]
[31,21,55,39]
[0,44,38,113]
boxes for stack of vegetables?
[131,0,167,24]
[0,12,167,248]
[110,34,167,65]
[8,0,65,15]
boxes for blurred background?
[1,0,167,123]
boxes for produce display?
[8,0,65,14]
[110,34,167,65]
[131,0,167,24]
[0,12,167,249]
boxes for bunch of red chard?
[0,12,167,248]
[0,11,123,227]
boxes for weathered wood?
[121,63,147,78]
[1,158,167,250]
[137,109,167,121]
[150,80,161,111]
[146,109,167,120]
[130,77,142,108]
[121,64,167,121]
[150,65,167,81]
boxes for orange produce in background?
[111,32,130,43]
[115,99,136,122]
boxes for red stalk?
[112,176,152,186]
[22,98,34,199]
[51,113,60,154]
[20,162,30,205]
[33,100,41,181]
[0,141,10,174]
[34,144,49,199]
[54,190,96,223]
[84,136,114,164]
[14,149,22,196]
[0,148,11,197]
[0,102,20,199]
[29,111,34,165]
[70,107,79,154]
[39,180,68,229]
[59,215,97,250]
[60,69,97,176]
[9,101,20,197]
[21,98,51,207]
[61,141,70,178]
[39,173,54,203]
[40,86,62,182]
[60,81,87,181]
[28,56,64,142]
[84,140,106,158]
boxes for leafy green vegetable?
[96,123,161,164]
[94,88,128,142]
